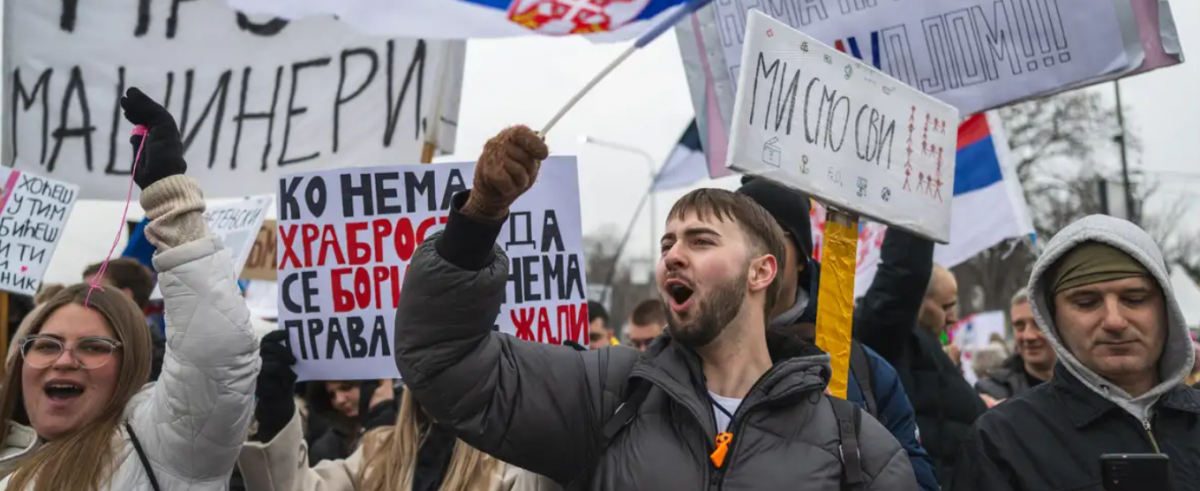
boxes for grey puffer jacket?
[393,191,917,491]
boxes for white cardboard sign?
[0,169,79,296]
[275,158,589,381]
[151,196,272,300]
[3,0,466,200]
[729,11,959,242]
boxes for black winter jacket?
[853,228,986,490]
[974,354,1039,401]
[393,191,918,491]
[952,364,1200,491]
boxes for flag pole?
[540,0,715,136]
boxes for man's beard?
[664,271,747,348]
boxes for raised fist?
[462,125,549,220]
[120,87,187,190]
[251,330,297,443]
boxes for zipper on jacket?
[711,373,825,491]
[1141,417,1162,453]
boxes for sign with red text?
[728,11,958,242]
[276,158,587,381]
[0,169,79,296]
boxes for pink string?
[85,125,148,308]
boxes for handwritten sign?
[0,170,79,296]
[150,196,272,299]
[4,0,466,200]
[728,11,958,242]
[276,158,588,381]
[241,220,277,281]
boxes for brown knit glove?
[462,125,549,220]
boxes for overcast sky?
[42,1,1200,286]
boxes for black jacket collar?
[1050,363,1200,428]
[631,329,830,436]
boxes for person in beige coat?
[238,388,558,491]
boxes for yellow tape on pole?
[815,209,859,399]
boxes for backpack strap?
[125,423,163,491]
[601,381,650,440]
[828,396,866,491]
[562,344,650,491]
[849,340,879,419]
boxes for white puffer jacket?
[0,175,260,490]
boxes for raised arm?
[394,127,637,485]
[121,88,259,483]
[853,227,934,363]
[238,409,362,491]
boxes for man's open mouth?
[666,280,694,307]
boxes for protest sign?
[242,220,278,281]
[151,196,271,299]
[0,170,79,296]
[677,0,1180,167]
[728,11,959,242]
[949,310,1007,386]
[2,0,466,200]
[276,158,588,381]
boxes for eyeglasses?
[19,336,123,370]
[589,332,605,343]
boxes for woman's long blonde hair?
[0,284,152,491]
[359,390,500,491]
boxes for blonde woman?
[0,87,257,491]
[238,339,556,491]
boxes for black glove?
[120,87,187,190]
[252,330,298,443]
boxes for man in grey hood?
[951,215,1200,491]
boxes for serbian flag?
[811,112,1034,297]
[936,112,1035,268]
[227,0,699,40]
[651,119,706,192]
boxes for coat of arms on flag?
[465,0,687,35]
[501,0,651,34]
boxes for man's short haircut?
[667,188,787,314]
[631,299,667,326]
[926,263,950,297]
[83,258,155,309]
[587,300,609,325]
[1010,287,1030,306]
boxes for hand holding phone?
[1101,453,1172,491]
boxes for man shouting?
[394,126,917,491]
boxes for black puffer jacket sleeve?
[854,228,934,363]
[394,191,639,485]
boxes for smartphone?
[1100,453,1172,491]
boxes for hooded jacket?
[392,190,918,491]
[951,215,1200,491]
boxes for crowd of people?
[2,90,1198,491]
